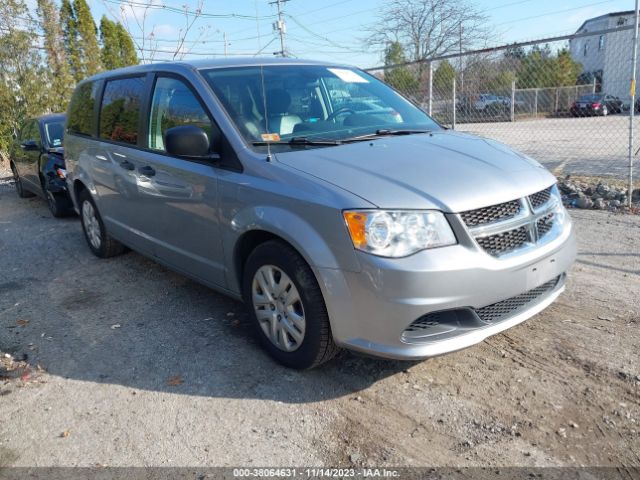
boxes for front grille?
[476,276,561,324]
[536,213,554,238]
[460,199,521,227]
[529,186,552,210]
[475,226,529,256]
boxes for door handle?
[138,165,156,176]
[119,160,135,170]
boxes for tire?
[45,189,72,218]
[78,189,126,258]
[242,240,339,369]
[601,106,608,116]
[11,163,35,198]
[41,176,73,218]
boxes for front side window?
[201,65,440,149]
[99,76,145,145]
[68,81,99,136]
[148,77,213,151]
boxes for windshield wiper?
[342,129,432,142]
[252,136,343,146]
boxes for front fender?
[225,205,360,295]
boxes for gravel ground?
[0,179,639,468]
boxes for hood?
[274,130,556,213]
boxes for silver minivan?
[64,58,576,369]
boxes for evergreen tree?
[433,60,456,93]
[383,42,418,96]
[100,16,121,70]
[116,22,138,67]
[60,0,81,81]
[37,0,74,111]
[74,0,101,77]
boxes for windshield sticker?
[328,68,369,84]
[261,133,281,142]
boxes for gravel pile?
[558,177,640,211]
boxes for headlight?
[343,210,457,257]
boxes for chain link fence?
[365,25,640,196]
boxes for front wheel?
[45,189,73,218]
[78,190,126,258]
[242,240,339,369]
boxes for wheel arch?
[227,206,352,296]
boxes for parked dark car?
[570,94,623,116]
[10,113,74,217]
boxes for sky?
[79,0,635,68]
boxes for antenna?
[269,0,288,57]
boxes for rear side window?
[67,82,99,136]
[148,77,213,151]
[99,76,145,145]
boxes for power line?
[104,0,278,20]
[494,0,618,27]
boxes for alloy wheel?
[82,200,101,250]
[252,265,306,352]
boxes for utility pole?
[270,0,288,57]
[223,31,228,57]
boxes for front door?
[138,75,225,287]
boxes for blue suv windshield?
[201,65,440,147]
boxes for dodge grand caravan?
[64,58,576,369]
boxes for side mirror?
[20,140,39,151]
[164,125,216,159]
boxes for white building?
[569,11,636,101]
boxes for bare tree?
[99,0,210,62]
[368,0,493,63]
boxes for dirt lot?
[0,179,639,468]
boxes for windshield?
[201,65,440,148]
[44,120,64,147]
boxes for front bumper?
[318,216,576,360]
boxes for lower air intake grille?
[476,276,561,324]
[476,226,529,256]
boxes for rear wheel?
[11,163,34,198]
[78,189,126,258]
[601,105,608,116]
[242,240,338,369]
